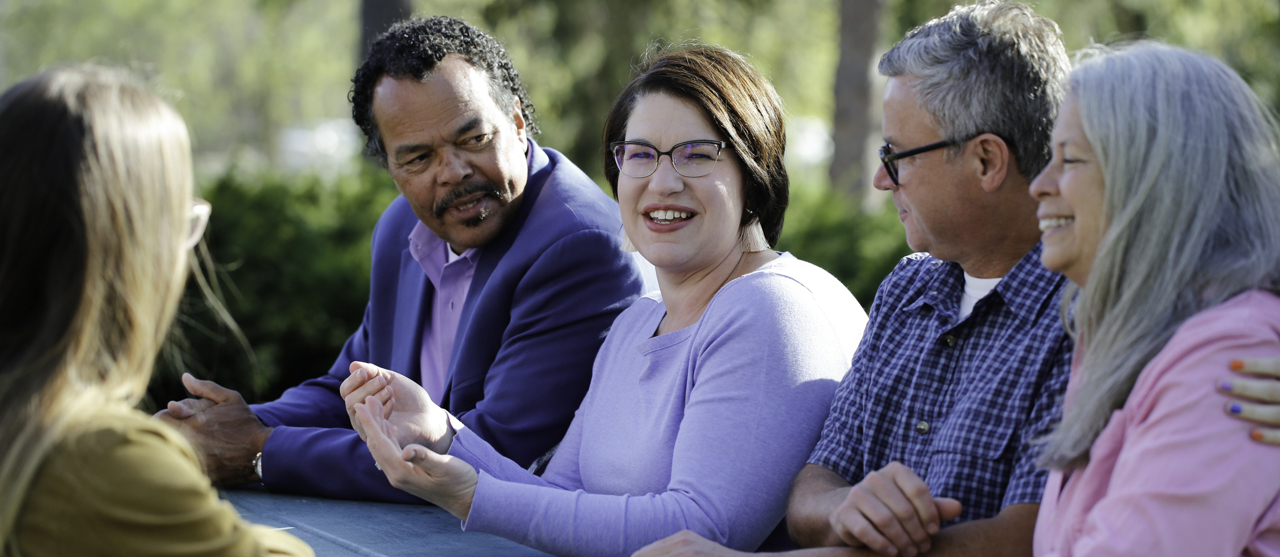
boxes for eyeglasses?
[185,198,211,250]
[610,140,729,178]
[878,139,959,187]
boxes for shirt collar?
[901,242,1063,326]
[407,221,480,284]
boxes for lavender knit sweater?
[448,253,867,556]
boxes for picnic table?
[223,487,553,557]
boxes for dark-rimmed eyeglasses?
[610,140,729,178]
[878,139,958,187]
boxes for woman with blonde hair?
[1029,42,1280,555]
[0,66,310,556]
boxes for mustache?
[432,181,505,219]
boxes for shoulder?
[370,195,418,249]
[878,252,947,298]
[704,254,866,341]
[39,409,209,499]
[20,409,310,556]
[1145,291,1280,384]
[522,146,623,238]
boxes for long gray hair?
[1038,42,1280,470]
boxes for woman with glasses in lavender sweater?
[340,44,868,557]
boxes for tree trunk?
[360,0,412,62]
[829,0,885,196]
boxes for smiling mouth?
[647,210,693,225]
[1039,217,1075,231]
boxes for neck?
[654,248,778,335]
[956,185,1041,278]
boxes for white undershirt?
[959,272,1002,321]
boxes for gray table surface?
[223,488,553,557]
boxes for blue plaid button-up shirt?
[809,244,1071,522]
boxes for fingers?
[1247,427,1280,446]
[1225,398,1280,427]
[342,370,392,413]
[934,497,963,522]
[832,464,936,556]
[1230,358,1280,378]
[181,373,241,405]
[885,463,938,535]
[1219,376,1280,404]
[354,397,403,472]
[832,494,901,555]
[165,397,216,419]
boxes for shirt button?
[942,335,957,347]
[916,421,930,434]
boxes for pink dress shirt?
[407,222,478,405]
[1034,290,1280,557]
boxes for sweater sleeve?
[16,411,313,557]
[460,272,852,557]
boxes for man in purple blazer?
[157,16,646,503]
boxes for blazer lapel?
[392,246,431,382]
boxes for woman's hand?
[354,395,478,519]
[340,361,462,454]
[630,531,747,557]
[1219,358,1280,444]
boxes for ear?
[510,104,528,150]
[969,133,1012,194]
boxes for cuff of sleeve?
[460,470,501,533]
[448,428,484,463]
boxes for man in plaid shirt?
[784,3,1073,557]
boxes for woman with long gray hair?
[0,66,310,555]
[1029,42,1280,555]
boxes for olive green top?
[15,408,311,556]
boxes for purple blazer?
[251,140,646,502]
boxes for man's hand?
[154,373,272,486]
[831,462,962,556]
[339,361,462,454]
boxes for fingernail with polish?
[1220,380,1233,391]
[1252,430,1265,442]
[1230,403,1244,414]
[1231,359,1245,371]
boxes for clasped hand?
[339,361,460,454]
[830,462,962,557]
[343,363,477,519]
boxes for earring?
[739,219,770,252]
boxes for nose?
[647,155,685,196]
[438,149,473,185]
[1029,165,1057,200]
[872,161,896,191]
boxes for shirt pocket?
[923,403,1019,521]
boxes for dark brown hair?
[602,44,788,246]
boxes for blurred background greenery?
[3,0,1275,406]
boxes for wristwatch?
[252,452,263,483]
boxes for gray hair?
[879,1,1069,180]
[1038,42,1280,470]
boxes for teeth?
[648,210,692,222]
[455,200,479,211]
[1039,217,1074,231]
